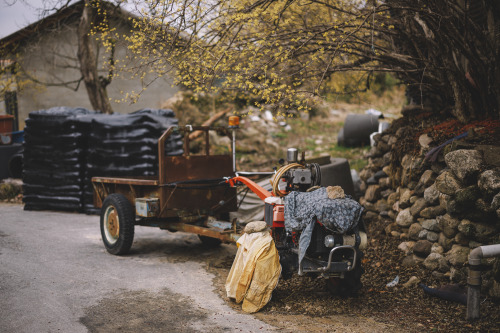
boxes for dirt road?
[0,204,274,333]
[1,203,402,332]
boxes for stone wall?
[358,127,500,298]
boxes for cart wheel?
[100,193,135,255]
[198,235,222,247]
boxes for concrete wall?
[11,19,178,129]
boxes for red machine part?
[227,176,286,239]
[272,204,284,228]
[226,176,273,201]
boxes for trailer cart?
[92,124,241,254]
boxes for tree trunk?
[77,0,113,114]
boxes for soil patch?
[80,289,216,333]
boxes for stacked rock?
[358,131,398,223]
[358,126,500,297]
[23,107,97,211]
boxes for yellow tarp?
[225,227,281,313]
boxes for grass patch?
[328,145,370,171]
[265,116,370,171]
[235,86,404,171]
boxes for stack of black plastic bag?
[82,109,183,214]
[23,107,97,212]
[23,107,184,214]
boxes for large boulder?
[413,240,433,258]
[455,185,481,208]
[478,169,500,195]
[445,245,470,266]
[410,198,428,217]
[399,188,413,209]
[423,253,450,273]
[438,232,454,252]
[492,193,500,219]
[457,219,473,237]
[435,171,464,195]
[444,149,483,183]
[396,208,414,227]
[414,170,437,195]
[437,214,460,238]
[364,185,382,202]
[424,184,440,205]
[422,219,440,232]
[408,223,423,240]
[420,206,446,219]
[387,191,400,206]
[398,241,416,255]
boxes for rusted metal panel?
[205,131,210,155]
[92,179,236,218]
[91,177,158,186]
[158,186,237,217]
[158,127,174,184]
[92,182,160,209]
[158,125,231,184]
[163,155,234,183]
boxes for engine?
[265,148,366,295]
[271,147,322,195]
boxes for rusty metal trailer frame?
[92,125,240,244]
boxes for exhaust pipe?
[467,244,500,320]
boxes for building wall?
[12,19,178,129]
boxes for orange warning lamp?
[228,116,240,129]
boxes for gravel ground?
[2,200,498,332]
[208,216,500,333]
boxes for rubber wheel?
[100,193,135,255]
[198,235,222,247]
[326,253,364,297]
[338,255,364,297]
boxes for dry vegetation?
[163,85,405,173]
